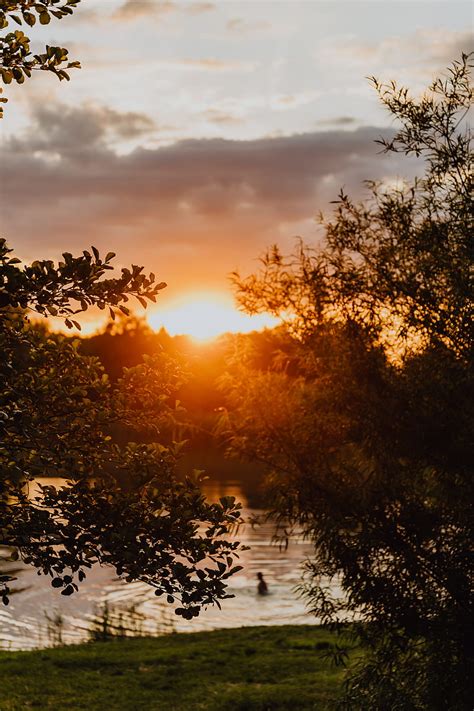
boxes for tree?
[0,0,82,117]
[0,0,243,618]
[0,241,243,616]
[226,55,473,708]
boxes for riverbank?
[0,625,357,710]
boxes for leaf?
[23,11,36,26]
[39,11,51,25]
[1,70,13,85]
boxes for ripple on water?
[1,481,330,649]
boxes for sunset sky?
[1,0,472,334]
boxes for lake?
[0,479,331,650]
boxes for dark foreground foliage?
[0,240,243,614]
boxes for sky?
[1,0,472,334]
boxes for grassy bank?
[0,625,355,710]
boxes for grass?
[0,625,356,710]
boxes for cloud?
[430,30,474,63]
[162,58,258,72]
[113,1,214,21]
[11,104,156,158]
[188,2,215,13]
[101,107,156,139]
[3,103,417,298]
[316,116,358,127]
[318,29,474,78]
[226,18,271,34]
[114,1,177,20]
[201,109,244,125]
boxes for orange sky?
[1,1,471,335]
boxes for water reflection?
[1,479,320,650]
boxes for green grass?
[0,625,355,710]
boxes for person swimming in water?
[257,572,268,595]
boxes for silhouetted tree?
[0,242,243,616]
[226,55,473,709]
[0,0,243,619]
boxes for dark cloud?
[11,104,155,159]
[316,116,358,127]
[101,107,156,139]
[2,103,417,295]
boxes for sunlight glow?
[147,292,278,341]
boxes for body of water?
[0,479,327,650]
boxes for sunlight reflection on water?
[0,479,331,650]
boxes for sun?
[147,292,277,341]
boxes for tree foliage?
[236,56,472,360]
[226,55,473,709]
[0,0,243,617]
[0,241,243,617]
[0,0,81,117]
